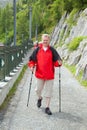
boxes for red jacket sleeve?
[54,61,62,67]
[28,61,35,68]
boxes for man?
[28,34,62,115]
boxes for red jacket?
[28,46,62,80]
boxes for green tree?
[0,4,13,44]
[72,0,87,9]
[0,0,87,45]
[32,2,43,39]
[63,0,73,12]
[17,8,29,44]
[50,0,64,23]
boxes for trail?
[0,66,87,130]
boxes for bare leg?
[45,97,52,115]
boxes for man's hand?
[54,60,62,67]
[58,60,62,66]
[30,67,34,73]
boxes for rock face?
[51,8,87,81]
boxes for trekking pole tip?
[59,109,61,112]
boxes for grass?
[67,8,79,27]
[76,70,87,87]
[0,64,27,111]
[68,36,84,51]
[64,63,87,87]
[64,63,76,75]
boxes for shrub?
[68,36,84,51]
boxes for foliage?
[68,36,85,51]
[67,8,79,27]
[49,0,65,24]
[63,0,73,12]
[64,63,76,75]
[72,0,87,10]
[0,3,13,44]
[77,70,87,87]
[17,7,29,43]
[0,0,87,45]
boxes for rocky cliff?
[51,8,87,81]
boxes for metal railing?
[0,40,33,81]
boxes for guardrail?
[0,40,33,81]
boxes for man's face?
[42,36,50,47]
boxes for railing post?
[0,46,5,81]
[13,0,16,46]
[29,6,32,40]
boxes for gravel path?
[0,65,87,130]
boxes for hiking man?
[28,34,62,115]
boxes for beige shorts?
[35,78,54,98]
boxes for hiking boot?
[45,107,52,115]
[37,98,42,108]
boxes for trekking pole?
[27,69,34,107]
[59,67,61,112]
